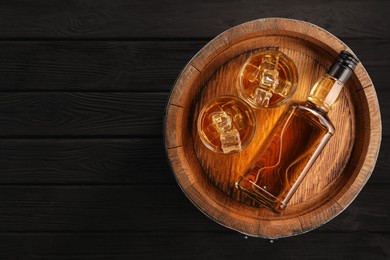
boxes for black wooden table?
[0,1,388,259]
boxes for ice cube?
[252,87,273,107]
[230,106,248,131]
[241,63,260,82]
[258,54,280,89]
[220,128,242,153]
[232,109,246,130]
[212,111,232,133]
[272,78,292,97]
[259,54,280,71]
[261,68,279,87]
[220,102,246,130]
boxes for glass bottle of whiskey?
[235,51,359,214]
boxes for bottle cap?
[327,50,360,84]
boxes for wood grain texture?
[0,0,388,39]
[0,39,387,92]
[0,92,166,137]
[0,138,172,184]
[0,0,387,258]
[165,18,381,238]
[0,41,201,91]
[0,184,386,233]
[0,231,388,259]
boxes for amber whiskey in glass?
[235,51,359,213]
[197,96,256,154]
[239,50,298,108]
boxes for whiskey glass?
[197,95,256,154]
[238,50,298,108]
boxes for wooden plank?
[0,92,167,137]
[319,183,390,233]
[0,138,174,184]
[0,184,386,233]
[0,0,387,39]
[375,138,390,184]
[0,137,386,185]
[0,39,386,92]
[0,231,388,259]
[0,41,202,91]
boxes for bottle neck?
[306,50,359,114]
[306,74,344,114]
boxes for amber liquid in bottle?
[235,51,359,213]
[235,101,334,213]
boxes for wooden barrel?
[164,18,381,238]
